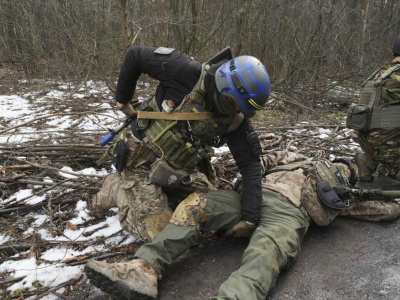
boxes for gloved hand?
[224,220,257,238]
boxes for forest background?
[1,0,400,103]
[1,1,400,299]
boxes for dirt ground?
[79,175,400,300]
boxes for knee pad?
[170,193,207,227]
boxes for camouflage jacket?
[375,56,400,107]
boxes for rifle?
[100,113,137,146]
[333,186,400,199]
[208,46,233,65]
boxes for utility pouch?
[346,103,370,133]
[112,140,129,172]
[247,131,263,156]
[149,159,191,188]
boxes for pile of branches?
[0,142,107,206]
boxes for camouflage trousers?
[353,129,400,180]
[90,168,216,242]
[340,197,400,222]
[135,189,310,299]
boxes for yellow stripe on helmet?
[248,98,262,110]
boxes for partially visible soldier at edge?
[89,46,270,243]
[347,35,400,182]
[84,151,400,299]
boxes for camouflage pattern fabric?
[116,168,171,242]
[375,57,400,107]
[354,151,379,181]
[90,168,216,243]
[90,173,120,219]
[352,129,400,181]
[260,151,308,175]
[351,57,400,181]
[340,198,400,222]
[261,154,350,226]
[261,169,306,207]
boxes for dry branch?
[7,157,107,178]
[0,111,119,134]
[0,276,27,286]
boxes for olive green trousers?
[135,189,309,299]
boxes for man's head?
[393,35,400,57]
[215,56,271,118]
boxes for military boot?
[84,258,158,300]
[354,152,378,182]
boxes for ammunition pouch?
[149,159,192,188]
[112,140,129,173]
[346,103,370,133]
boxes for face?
[335,163,351,180]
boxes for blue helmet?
[215,55,271,118]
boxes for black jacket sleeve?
[225,120,262,224]
[116,46,201,108]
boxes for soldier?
[84,151,400,299]
[347,35,400,182]
[90,46,271,243]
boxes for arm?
[261,151,308,174]
[116,46,201,113]
[225,119,262,224]
[117,102,136,117]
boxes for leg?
[213,189,309,300]
[353,129,400,181]
[354,151,378,182]
[85,190,242,299]
[89,173,120,219]
[136,190,242,274]
[116,169,172,242]
[340,197,400,221]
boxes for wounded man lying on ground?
[84,151,400,300]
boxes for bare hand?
[117,102,136,117]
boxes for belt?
[298,203,311,223]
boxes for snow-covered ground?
[0,80,140,299]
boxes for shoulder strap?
[376,64,400,85]
[137,110,213,120]
[361,64,400,87]
[193,63,210,93]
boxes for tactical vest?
[346,64,400,132]
[263,159,350,226]
[135,63,231,172]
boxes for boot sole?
[84,263,155,300]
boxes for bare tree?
[0,0,398,104]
